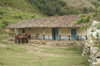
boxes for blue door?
[71,29,76,40]
[22,29,25,33]
[52,28,59,40]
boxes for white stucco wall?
[45,28,52,39]
[15,27,91,40]
[60,28,70,39]
[87,27,92,37]
[30,28,43,35]
[15,28,22,35]
[15,28,52,39]
[60,28,69,35]
[77,28,87,35]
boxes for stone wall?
[81,41,100,66]
[29,39,84,47]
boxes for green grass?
[0,7,42,26]
[0,0,37,13]
[0,34,89,66]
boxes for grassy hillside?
[0,0,100,28]
[28,0,97,16]
[0,0,37,13]
[0,7,43,29]
[0,0,100,16]
[0,0,44,28]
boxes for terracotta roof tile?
[8,15,92,28]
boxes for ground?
[0,33,89,66]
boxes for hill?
[0,0,100,28]
[62,0,100,8]
[0,0,44,28]
[0,7,42,25]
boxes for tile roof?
[8,15,92,28]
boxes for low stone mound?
[8,37,15,41]
[81,41,100,66]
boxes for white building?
[8,15,94,41]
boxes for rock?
[90,47,99,58]
[8,37,14,41]
[81,41,100,66]
[41,40,46,45]
[97,59,100,64]
[92,62,97,66]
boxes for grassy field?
[0,34,89,66]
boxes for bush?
[0,11,3,15]
[0,17,2,19]
[79,14,85,17]
[14,15,23,19]
[73,15,90,25]
[96,24,100,29]
[31,15,36,18]
[58,1,66,7]
[90,13,97,17]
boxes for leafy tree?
[28,0,95,16]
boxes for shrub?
[96,24,100,29]
[2,21,9,26]
[73,15,90,25]
[79,14,85,17]
[91,29,95,32]
[0,11,3,15]
[0,17,2,19]
[58,1,66,7]
[31,15,36,18]
[90,13,97,17]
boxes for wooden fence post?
[43,35,45,40]
[68,36,70,41]
[59,35,61,41]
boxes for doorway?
[52,28,59,40]
[71,29,76,40]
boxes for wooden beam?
[43,28,45,40]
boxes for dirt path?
[0,43,7,47]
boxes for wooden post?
[19,28,21,35]
[59,35,61,41]
[86,36,87,40]
[43,28,45,40]
[68,36,70,41]
[68,28,70,41]
[29,28,31,34]
[77,36,79,41]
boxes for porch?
[9,33,87,41]
[10,27,89,41]
[8,33,84,47]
